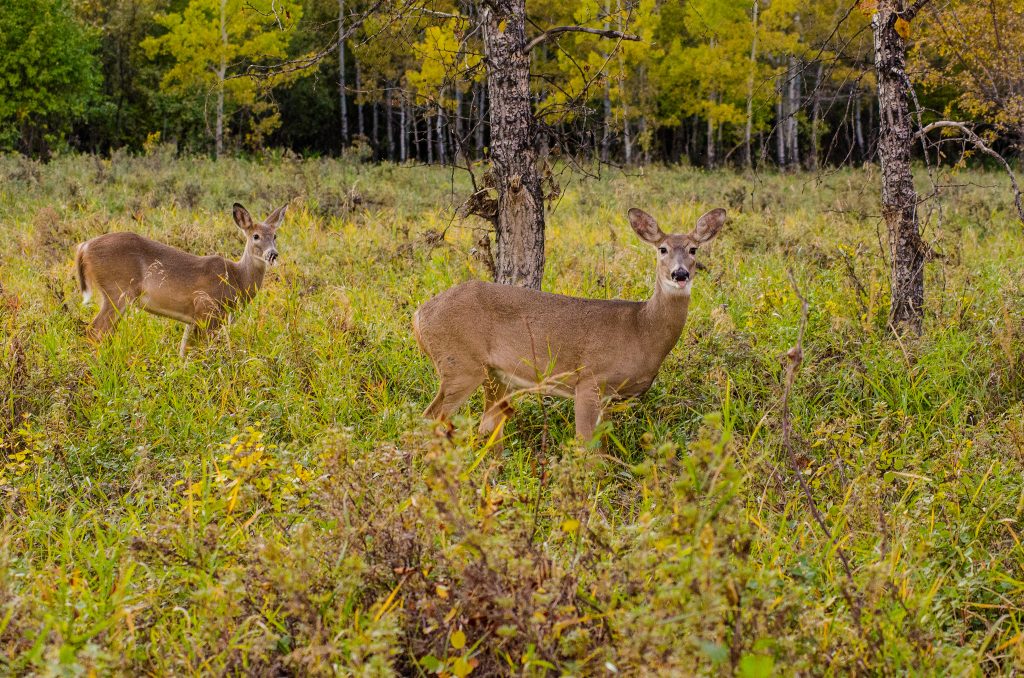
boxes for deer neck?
[233,248,268,298]
[639,279,692,359]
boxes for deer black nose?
[671,268,689,282]
[267,250,278,263]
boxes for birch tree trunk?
[386,86,394,160]
[436,102,446,165]
[399,96,407,162]
[337,0,348,145]
[744,0,759,169]
[601,0,612,164]
[481,0,545,289]
[355,63,364,139]
[215,0,227,159]
[873,0,929,332]
[787,56,800,169]
[809,62,823,171]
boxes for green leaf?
[738,653,775,678]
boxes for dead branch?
[916,121,1024,223]
[898,0,935,23]
[524,26,640,53]
[410,7,468,21]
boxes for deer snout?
[671,268,690,282]
[266,249,279,264]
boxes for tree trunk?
[337,0,348,146]
[744,0,759,169]
[355,63,364,138]
[454,85,463,157]
[386,87,395,161]
[873,0,927,332]
[854,91,865,161]
[400,95,408,161]
[787,55,800,169]
[809,61,823,171]
[601,80,612,163]
[481,0,545,289]
[426,112,433,164]
[475,81,486,157]
[775,66,786,167]
[372,102,379,158]
[215,0,227,159]
[601,0,613,164]
[623,116,632,165]
[707,115,716,169]
[436,103,446,165]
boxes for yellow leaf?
[561,519,579,533]
[894,17,911,40]
[450,630,466,650]
[452,655,473,677]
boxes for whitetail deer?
[414,207,726,444]
[75,203,287,356]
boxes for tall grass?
[1,151,1023,674]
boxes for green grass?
[1,151,1023,674]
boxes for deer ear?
[628,208,663,244]
[691,208,726,244]
[233,203,254,231]
[264,203,288,230]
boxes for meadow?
[1,151,1023,675]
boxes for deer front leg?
[179,324,194,357]
[87,291,131,344]
[184,297,224,355]
[573,382,603,443]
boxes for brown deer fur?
[75,202,287,356]
[414,207,726,444]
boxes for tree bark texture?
[873,0,927,332]
[481,0,545,289]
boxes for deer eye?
[253,234,260,241]
[689,247,697,255]
[658,246,668,255]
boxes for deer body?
[414,207,726,443]
[75,203,287,356]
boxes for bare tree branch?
[524,26,639,53]
[410,7,468,21]
[899,0,935,23]
[916,121,1024,223]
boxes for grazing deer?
[413,206,726,445]
[75,203,287,356]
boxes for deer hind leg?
[423,360,486,423]
[87,290,131,343]
[479,374,512,449]
[573,382,604,443]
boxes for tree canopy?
[1,0,1022,166]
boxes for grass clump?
[0,154,1022,673]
